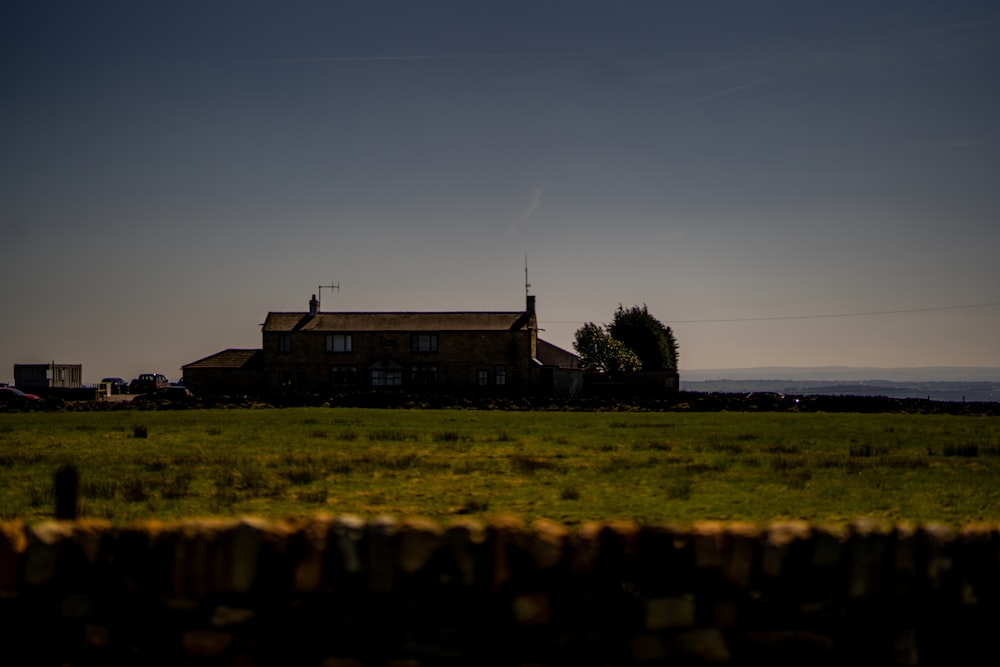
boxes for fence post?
[55,465,79,519]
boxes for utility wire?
[541,301,1000,326]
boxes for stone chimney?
[526,294,536,317]
[309,294,319,317]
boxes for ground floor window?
[410,365,438,385]
[331,366,358,385]
[370,368,403,386]
[495,365,507,385]
[477,368,489,386]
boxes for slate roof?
[262,311,531,333]
[182,349,263,369]
[536,338,580,367]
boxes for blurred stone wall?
[1,516,998,665]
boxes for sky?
[2,1,999,385]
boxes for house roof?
[536,338,580,368]
[262,311,532,333]
[182,349,263,370]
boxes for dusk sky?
[2,1,999,385]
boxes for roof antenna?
[317,282,339,312]
[524,255,531,297]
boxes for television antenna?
[524,255,531,296]
[317,283,339,312]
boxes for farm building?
[183,294,583,399]
[14,363,83,390]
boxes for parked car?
[132,386,194,404]
[129,374,169,394]
[0,386,43,406]
[101,377,129,394]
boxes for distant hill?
[680,366,1000,382]
[679,367,1000,402]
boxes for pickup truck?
[129,373,170,394]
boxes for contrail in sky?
[262,53,533,64]
[511,182,547,235]
[684,79,770,104]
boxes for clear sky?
[2,1,999,385]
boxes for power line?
[541,301,1000,326]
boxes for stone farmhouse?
[183,294,583,398]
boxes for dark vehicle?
[101,377,129,394]
[132,386,194,404]
[129,374,169,394]
[0,386,43,405]
[746,391,801,407]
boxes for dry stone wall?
[1,515,999,665]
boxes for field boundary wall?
[2,515,998,665]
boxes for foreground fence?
[1,515,998,665]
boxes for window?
[495,365,507,386]
[331,366,358,385]
[278,334,291,353]
[370,368,402,386]
[411,333,438,353]
[410,365,438,385]
[477,369,489,386]
[325,334,352,353]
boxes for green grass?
[0,408,998,526]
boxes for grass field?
[1,407,998,526]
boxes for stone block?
[225,516,294,594]
[690,521,727,571]
[919,522,956,593]
[761,520,811,580]
[444,518,485,587]
[24,521,73,586]
[291,514,334,592]
[530,519,569,570]
[646,596,696,629]
[367,514,398,593]
[331,514,366,576]
[512,592,551,626]
[847,519,893,599]
[182,629,234,657]
[568,521,603,575]
[723,522,761,590]
[396,516,442,574]
[628,633,667,661]
[671,628,731,664]
[488,514,528,589]
[0,521,26,591]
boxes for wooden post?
[55,465,79,520]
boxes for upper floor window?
[278,334,291,354]
[411,333,438,353]
[326,333,352,353]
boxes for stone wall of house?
[1,516,998,665]
[262,329,538,394]
[183,367,264,396]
